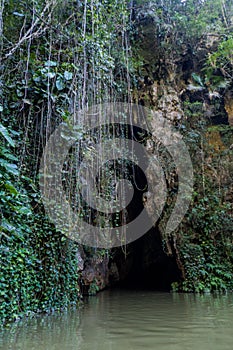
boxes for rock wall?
[225,90,233,126]
[77,3,233,293]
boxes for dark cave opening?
[109,226,181,292]
[78,123,182,293]
[102,124,182,291]
[107,142,180,290]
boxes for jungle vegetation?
[0,0,233,326]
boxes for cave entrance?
[109,226,181,291]
[78,122,181,291]
[106,124,181,291]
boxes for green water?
[0,290,232,350]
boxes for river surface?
[0,289,232,350]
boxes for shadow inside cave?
[109,226,181,292]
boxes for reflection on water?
[0,289,232,350]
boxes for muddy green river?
[0,289,232,350]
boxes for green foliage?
[171,116,233,293]
[0,123,81,327]
[183,101,204,119]
[0,123,15,147]
[204,35,233,89]
[180,196,232,292]
[1,0,132,326]
[191,73,204,87]
[135,0,230,51]
[88,278,100,296]
[208,36,233,71]
[173,227,233,293]
[1,0,233,328]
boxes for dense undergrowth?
[172,121,233,292]
[0,0,130,326]
[0,123,81,326]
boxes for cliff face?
[81,4,233,294]
[103,4,233,293]
[225,90,233,126]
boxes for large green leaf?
[0,159,19,176]
[4,182,19,195]
[64,71,73,81]
[0,123,15,147]
[56,76,65,90]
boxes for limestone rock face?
[77,4,233,293]
[225,90,233,126]
[75,245,110,294]
[80,253,109,294]
[136,79,184,121]
[156,82,184,121]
